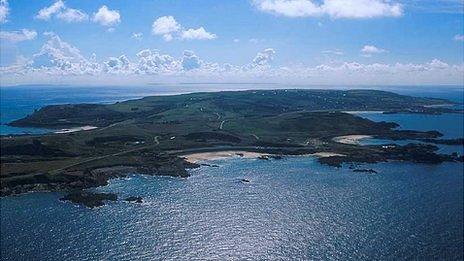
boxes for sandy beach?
[308,152,345,157]
[332,135,372,145]
[55,126,98,134]
[182,150,345,163]
[182,151,267,163]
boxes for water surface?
[1,158,463,260]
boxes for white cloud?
[152,16,216,41]
[181,50,202,70]
[36,0,65,20]
[233,39,240,43]
[249,38,265,43]
[256,0,321,17]
[361,45,387,56]
[152,16,180,41]
[252,48,275,66]
[322,49,344,55]
[31,32,86,70]
[56,8,88,22]
[0,29,37,42]
[35,1,88,23]
[1,34,462,86]
[135,49,180,74]
[131,32,143,40]
[323,0,402,18]
[454,34,464,42]
[152,16,180,35]
[253,0,403,19]
[0,0,9,23]
[93,5,120,26]
[105,55,131,73]
[181,27,217,40]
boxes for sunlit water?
[1,85,463,260]
[1,158,463,260]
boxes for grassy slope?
[1,89,453,181]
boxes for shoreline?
[54,126,98,134]
[182,150,345,163]
[332,135,372,145]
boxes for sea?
[1,84,463,260]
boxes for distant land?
[1,89,463,204]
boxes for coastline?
[332,135,372,145]
[182,150,345,163]
[54,126,98,134]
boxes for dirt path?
[219,120,226,130]
[51,136,161,173]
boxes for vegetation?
[1,89,462,198]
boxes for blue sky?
[0,0,463,86]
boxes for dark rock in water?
[258,155,269,160]
[353,169,378,174]
[240,179,250,183]
[236,153,244,157]
[60,191,117,208]
[201,163,220,168]
[125,196,143,203]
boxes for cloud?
[1,34,462,86]
[152,16,216,41]
[0,29,37,42]
[31,32,87,71]
[181,27,217,40]
[0,0,9,23]
[56,7,88,22]
[35,1,88,23]
[252,48,275,66]
[181,50,202,70]
[131,33,143,40]
[93,5,120,26]
[253,0,403,19]
[322,49,344,55]
[152,16,180,41]
[361,45,387,57]
[454,34,464,42]
[323,0,402,18]
[104,55,131,73]
[135,49,180,74]
[256,0,321,17]
[36,0,65,20]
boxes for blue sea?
[1,85,463,260]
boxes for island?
[2,89,463,200]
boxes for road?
[219,120,226,130]
[51,135,161,173]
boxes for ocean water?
[1,159,463,260]
[355,112,464,155]
[1,85,463,260]
[0,85,190,135]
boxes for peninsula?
[1,89,463,199]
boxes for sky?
[0,0,463,86]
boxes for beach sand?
[332,135,372,145]
[182,150,345,163]
[55,126,98,134]
[182,151,266,163]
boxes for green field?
[1,89,461,196]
